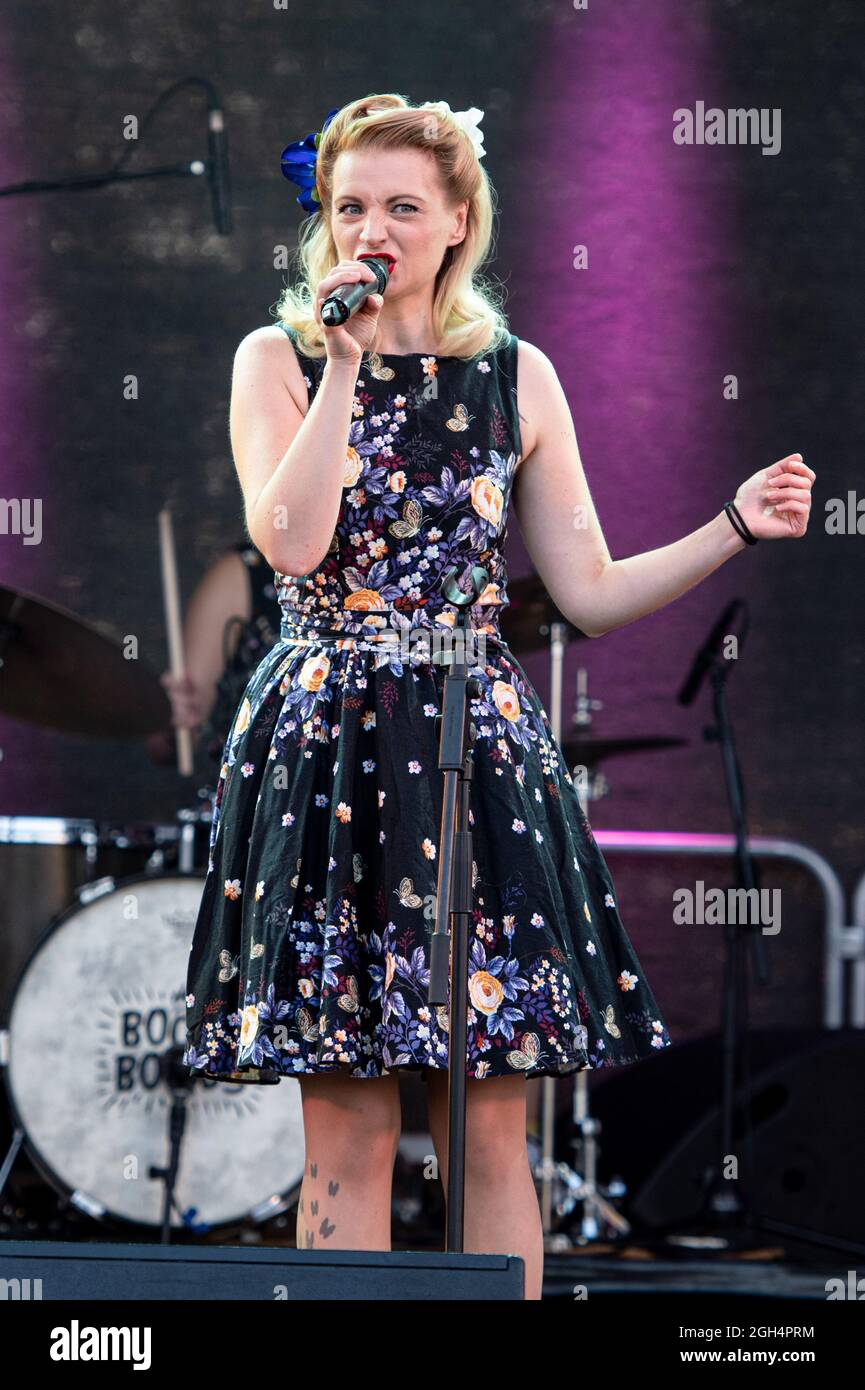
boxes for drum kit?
[0,580,305,1240]
[0,571,684,1248]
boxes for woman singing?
[183,93,814,1298]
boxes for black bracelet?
[724,499,758,545]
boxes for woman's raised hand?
[313,259,385,364]
[731,453,815,541]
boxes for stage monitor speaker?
[599,1029,865,1245]
[0,1240,524,1300]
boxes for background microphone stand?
[674,600,771,1243]
[0,75,232,235]
[427,565,488,1252]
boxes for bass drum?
[1,872,305,1231]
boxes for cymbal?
[561,734,687,767]
[500,573,590,653]
[0,583,171,738]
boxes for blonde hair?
[272,93,511,369]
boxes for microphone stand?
[675,603,769,1241]
[698,648,858,1253]
[427,565,488,1252]
[0,75,230,233]
[149,1044,200,1243]
[697,643,767,1230]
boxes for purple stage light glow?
[510,1,743,827]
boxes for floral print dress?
[183,325,672,1083]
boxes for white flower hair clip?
[421,101,486,160]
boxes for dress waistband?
[277,605,508,653]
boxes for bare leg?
[426,1070,544,1300]
[525,1074,542,1139]
[296,1071,401,1251]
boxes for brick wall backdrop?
[1,0,862,1048]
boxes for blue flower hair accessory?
[280,102,486,214]
[280,106,340,212]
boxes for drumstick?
[158,507,194,776]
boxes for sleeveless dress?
[199,542,283,765]
[183,325,673,1083]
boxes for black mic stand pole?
[697,639,769,1231]
[0,76,230,233]
[149,1044,196,1243]
[669,612,865,1257]
[427,565,488,1253]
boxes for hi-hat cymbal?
[500,572,590,653]
[0,583,170,737]
[562,734,687,768]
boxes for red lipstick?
[358,252,396,274]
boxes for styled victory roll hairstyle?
[274,93,511,367]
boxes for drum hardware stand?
[80,826,100,881]
[149,1044,201,1241]
[536,628,628,1244]
[0,1071,26,1209]
[428,564,487,1253]
[537,1163,630,1244]
[571,666,607,809]
[176,788,215,873]
[177,810,197,874]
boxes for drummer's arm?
[148,551,251,765]
[180,550,252,733]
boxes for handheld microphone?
[206,99,232,235]
[321,256,390,327]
